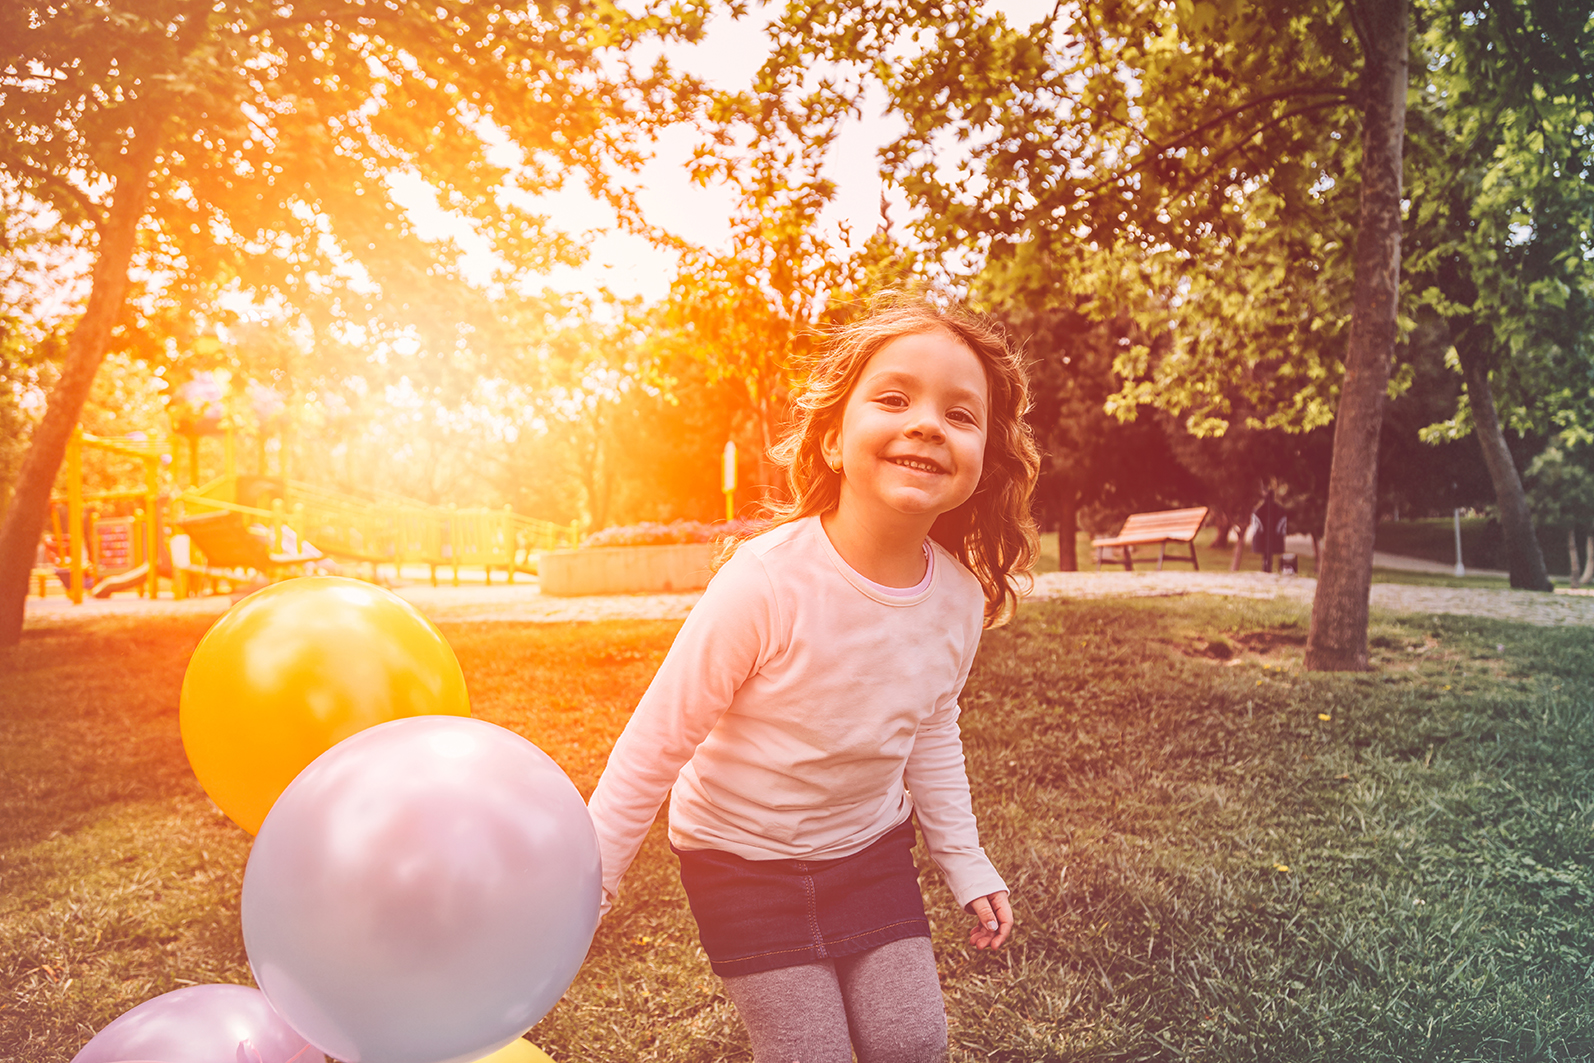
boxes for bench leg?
[1158,542,1166,571]
[1122,546,1134,572]
[1189,542,1200,571]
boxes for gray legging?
[720,936,949,1063]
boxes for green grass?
[1361,570,1512,590]
[1377,518,1583,578]
[4,602,1594,1061]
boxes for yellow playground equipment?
[37,428,166,603]
[174,475,579,594]
[42,423,580,604]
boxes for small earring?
[828,457,841,473]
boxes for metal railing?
[177,478,581,583]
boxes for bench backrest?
[1116,507,1209,542]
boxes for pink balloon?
[69,984,323,1063]
[241,716,601,1063]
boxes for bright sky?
[391,0,1055,305]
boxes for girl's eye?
[876,393,908,408]
[949,408,979,426]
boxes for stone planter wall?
[538,542,717,596]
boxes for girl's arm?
[586,550,779,916]
[902,702,1007,899]
[903,644,1012,946]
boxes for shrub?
[579,518,761,549]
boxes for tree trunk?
[1054,486,1079,572]
[1582,531,1593,586]
[1211,513,1231,548]
[0,123,163,646]
[1458,353,1552,591]
[1567,527,1581,589]
[1305,1,1408,672]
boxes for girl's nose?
[904,408,946,442]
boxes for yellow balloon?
[180,576,470,834]
[469,1040,557,1063]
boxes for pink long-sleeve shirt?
[585,515,1008,916]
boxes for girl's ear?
[820,422,843,473]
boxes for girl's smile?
[887,456,946,474]
[823,329,989,542]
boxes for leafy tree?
[1375,309,1497,519]
[1163,419,1334,560]
[645,218,831,498]
[762,0,1405,669]
[1401,0,1594,592]
[595,355,747,526]
[632,43,921,501]
[0,0,685,644]
[0,186,73,517]
[977,277,1201,569]
[1525,446,1594,587]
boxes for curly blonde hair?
[729,296,1040,626]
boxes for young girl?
[586,299,1039,1062]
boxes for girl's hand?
[966,890,1012,950]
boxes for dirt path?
[1028,571,1594,627]
[22,570,1594,629]
[19,580,701,627]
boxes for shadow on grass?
[4,601,1594,1061]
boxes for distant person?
[586,299,1040,1062]
[1249,491,1288,573]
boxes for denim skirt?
[672,816,931,977]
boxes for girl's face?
[821,330,990,529]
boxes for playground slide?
[55,567,94,592]
[90,563,151,598]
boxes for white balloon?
[69,983,323,1063]
[241,717,601,1063]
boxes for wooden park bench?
[1091,506,1210,571]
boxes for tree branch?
[2,159,105,229]
[1154,85,1358,154]
[1050,85,1354,215]
[1070,97,1351,214]
[1344,0,1373,61]
[1161,99,1353,212]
